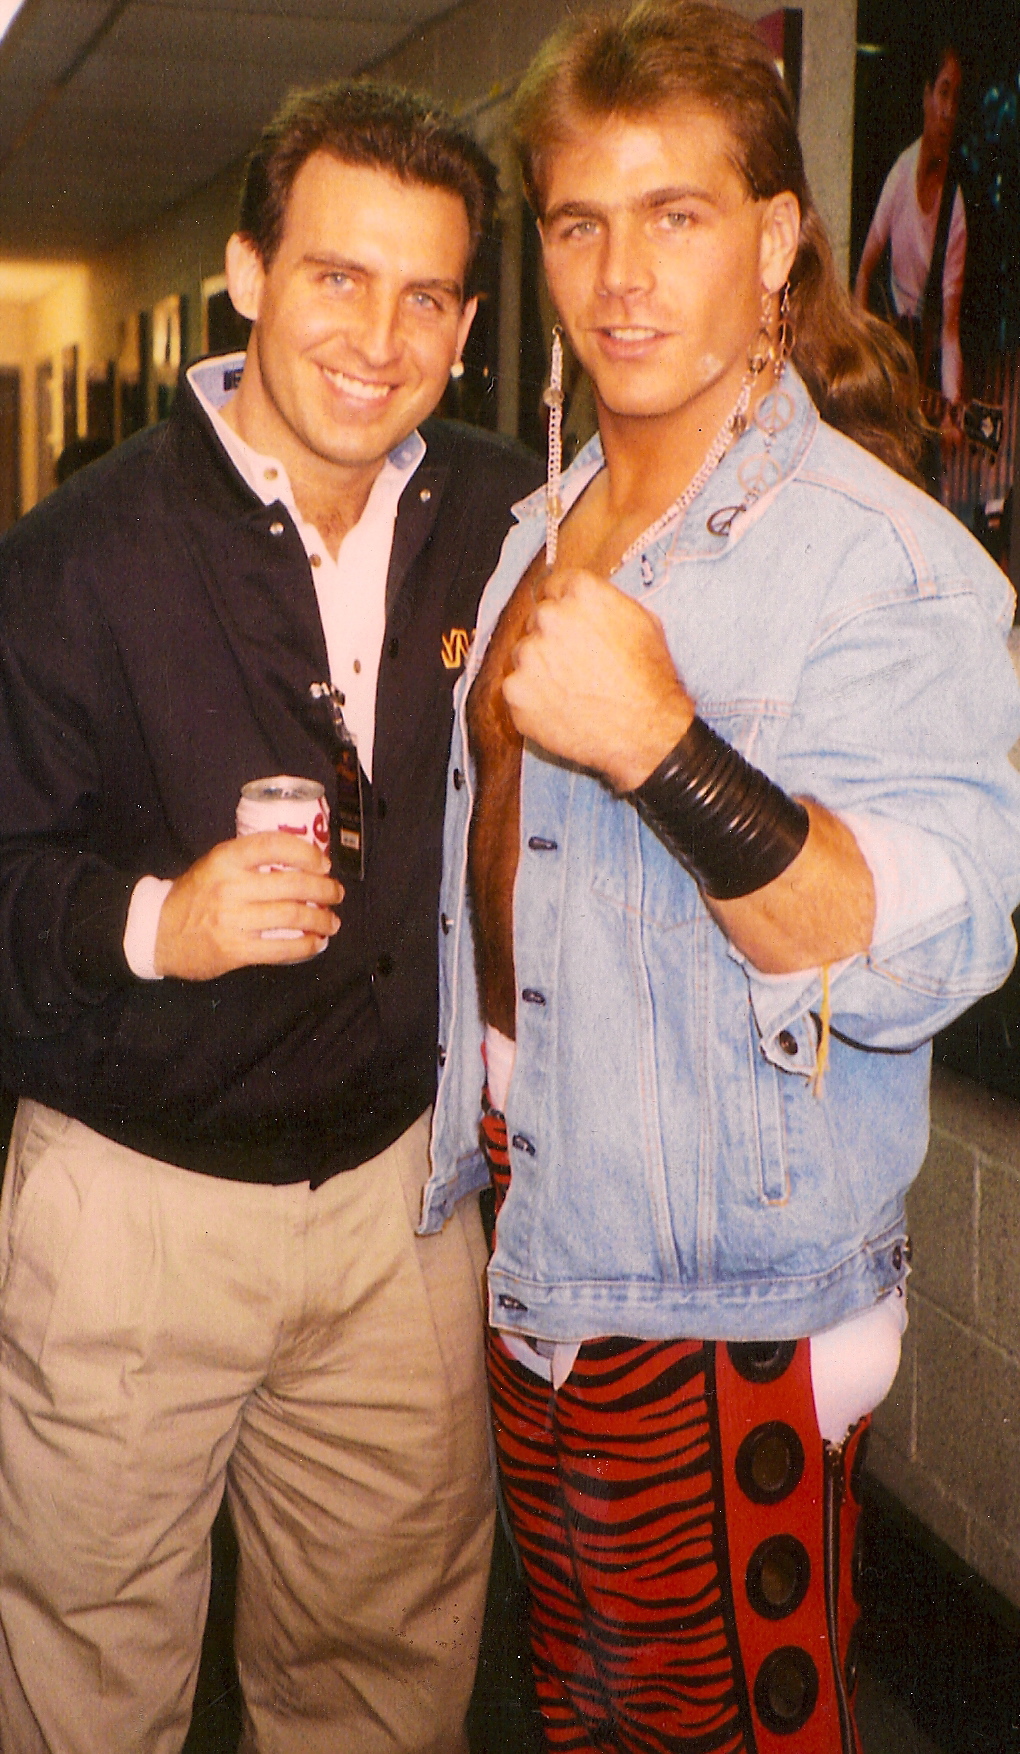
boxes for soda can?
[236,776,330,851]
[236,776,331,939]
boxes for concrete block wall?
[869,1067,1020,1611]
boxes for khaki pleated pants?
[0,1101,493,1754]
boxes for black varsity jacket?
[0,362,542,1184]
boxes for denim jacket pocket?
[748,1030,790,1204]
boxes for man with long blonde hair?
[423,5,1020,1750]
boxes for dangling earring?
[775,281,795,373]
[543,325,565,568]
[449,357,465,380]
[747,288,774,377]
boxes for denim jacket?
[424,372,1020,1342]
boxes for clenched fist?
[502,567,695,791]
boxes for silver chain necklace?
[542,358,786,573]
[618,371,754,566]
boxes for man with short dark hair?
[0,81,540,1754]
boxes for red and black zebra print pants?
[482,1096,867,1754]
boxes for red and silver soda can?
[235,776,330,852]
[236,777,330,939]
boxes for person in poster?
[854,44,966,466]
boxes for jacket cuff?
[64,864,137,991]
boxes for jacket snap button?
[453,769,464,790]
[528,836,558,852]
[441,913,451,934]
[419,487,431,503]
[438,1045,446,1067]
[521,989,546,1005]
[511,1134,536,1156]
[778,1029,798,1057]
[269,520,285,536]
[892,1245,903,1271]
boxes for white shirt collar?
[186,353,425,515]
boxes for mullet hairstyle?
[239,80,499,291]
[513,0,925,482]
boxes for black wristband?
[631,717,809,900]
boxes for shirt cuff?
[837,810,967,944]
[123,876,174,980]
[737,810,970,1064]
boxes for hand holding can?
[236,776,331,938]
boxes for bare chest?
[467,552,546,765]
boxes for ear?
[759,192,801,295]
[454,294,479,364]
[225,232,266,323]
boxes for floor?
[184,1482,1018,1754]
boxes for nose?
[352,289,401,366]
[597,217,654,301]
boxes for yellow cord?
[812,964,831,1098]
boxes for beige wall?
[87,163,246,369]
[0,268,91,509]
[870,1068,1020,1612]
[0,168,242,510]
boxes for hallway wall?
[870,1068,1020,1612]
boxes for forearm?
[629,722,875,973]
[853,230,883,309]
[941,301,964,404]
[706,799,875,973]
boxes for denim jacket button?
[528,836,558,852]
[453,768,464,790]
[778,1029,798,1057]
[521,988,546,1005]
[441,913,452,934]
[511,1133,536,1156]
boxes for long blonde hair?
[513,0,925,482]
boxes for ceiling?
[0,0,465,255]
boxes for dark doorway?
[35,360,54,503]
[206,289,251,357]
[0,368,21,534]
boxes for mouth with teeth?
[603,326,660,342]
[320,364,393,403]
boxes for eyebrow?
[302,253,463,300]
[544,183,721,225]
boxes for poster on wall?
[852,0,1020,575]
[852,0,1020,1094]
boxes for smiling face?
[538,104,798,440]
[225,151,476,494]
